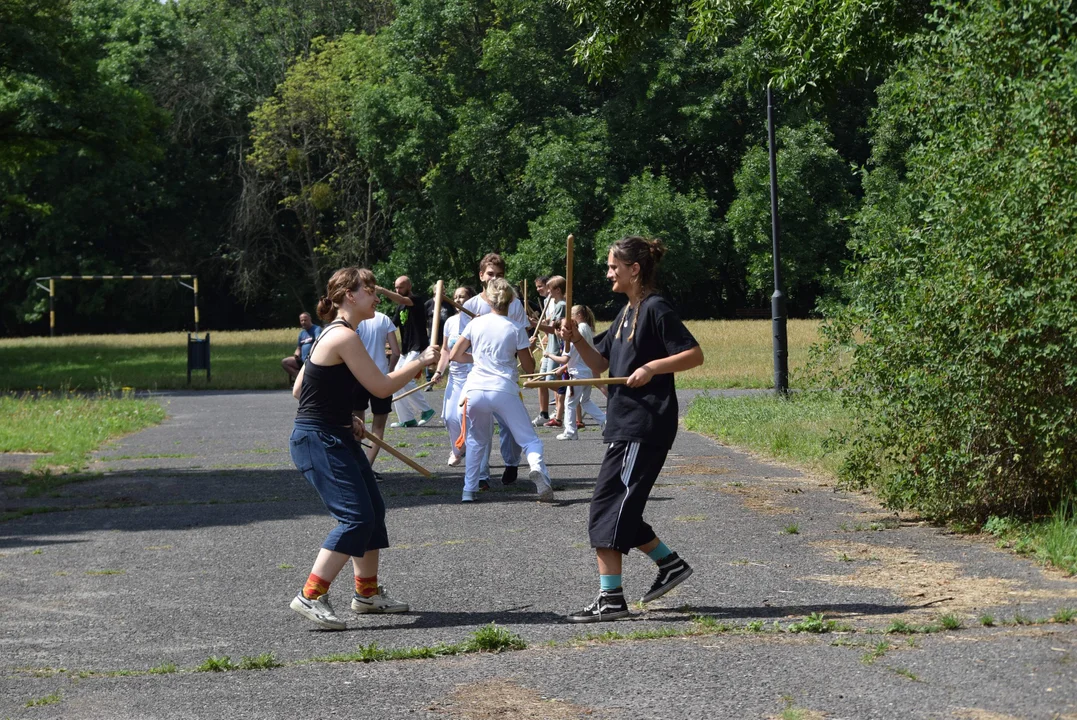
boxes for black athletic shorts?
[353,383,392,416]
[588,441,669,553]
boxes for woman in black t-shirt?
[559,236,704,623]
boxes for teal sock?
[599,574,622,592]
[646,542,672,563]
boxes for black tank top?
[295,320,360,427]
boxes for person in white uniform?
[450,277,554,504]
[549,304,607,440]
[429,286,475,467]
[458,253,527,486]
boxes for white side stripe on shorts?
[613,442,641,545]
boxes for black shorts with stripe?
[588,441,669,554]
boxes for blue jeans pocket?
[290,433,314,472]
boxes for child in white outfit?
[449,278,554,503]
[547,305,607,440]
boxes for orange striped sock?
[356,575,378,598]
[302,573,330,599]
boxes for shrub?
[823,0,1077,521]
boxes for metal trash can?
[187,333,210,385]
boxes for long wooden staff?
[523,377,628,389]
[529,294,551,345]
[518,370,557,380]
[365,434,432,477]
[565,233,574,312]
[393,378,437,401]
[443,295,477,318]
[430,279,444,346]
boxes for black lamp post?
[767,84,789,395]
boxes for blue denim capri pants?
[289,421,389,556]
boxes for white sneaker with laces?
[555,431,578,441]
[351,586,410,614]
[290,592,346,630]
[529,469,555,503]
[447,451,461,467]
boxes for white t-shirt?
[461,294,528,331]
[442,313,471,381]
[567,322,596,378]
[461,313,529,395]
[356,312,396,374]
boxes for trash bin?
[187,333,210,385]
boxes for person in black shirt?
[376,276,437,427]
[288,267,439,630]
[559,236,704,623]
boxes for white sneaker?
[447,452,461,467]
[532,414,549,426]
[555,432,578,441]
[351,586,410,614]
[290,593,346,630]
[529,469,555,503]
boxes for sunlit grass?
[2,321,821,391]
[0,392,167,471]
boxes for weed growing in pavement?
[746,620,765,632]
[240,653,282,670]
[979,613,995,627]
[278,563,293,570]
[1012,611,1035,625]
[783,523,800,535]
[84,569,125,576]
[788,613,852,634]
[196,656,238,672]
[885,620,915,634]
[25,691,62,707]
[861,641,890,664]
[148,662,177,675]
[891,667,921,682]
[465,623,527,652]
[939,614,962,630]
[1053,607,1075,623]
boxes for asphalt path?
[1,389,1074,719]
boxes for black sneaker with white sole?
[642,552,693,603]
[566,588,630,623]
[500,465,518,485]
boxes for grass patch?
[239,653,282,670]
[861,640,890,664]
[983,502,1077,575]
[0,321,821,392]
[196,655,238,672]
[25,690,62,707]
[787,612,852,634]
[0,391,166,473]
[84,569,125,576]
[148,662,177,675]
[464,623,527,652]
[684,390,847,476]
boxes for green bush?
[824,0,1077,521]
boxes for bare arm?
[386,332,400,373]
[292,363,305,400]
[625,345,704,388]
[327,331,438,398]
[376,286,413,306]
[448,336,471,364]
[517,347,536,374]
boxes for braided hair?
[611,236,667,344]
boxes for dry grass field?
[0,320,821,391]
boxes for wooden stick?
[393,378,437,401]
[430,279,444,345]
[365,434,432,478]
[565,233,575,313]
[529,295,551,344]
[443,295,476,318]
[518,370,556,380]
[523,377,628,389]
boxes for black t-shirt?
[595,294,698,449]
[393,292,428,354]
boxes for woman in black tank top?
[287,267,439,630]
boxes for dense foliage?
[2,0,875,334]
[824,0,1077,520]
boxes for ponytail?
[316,296,336,323]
